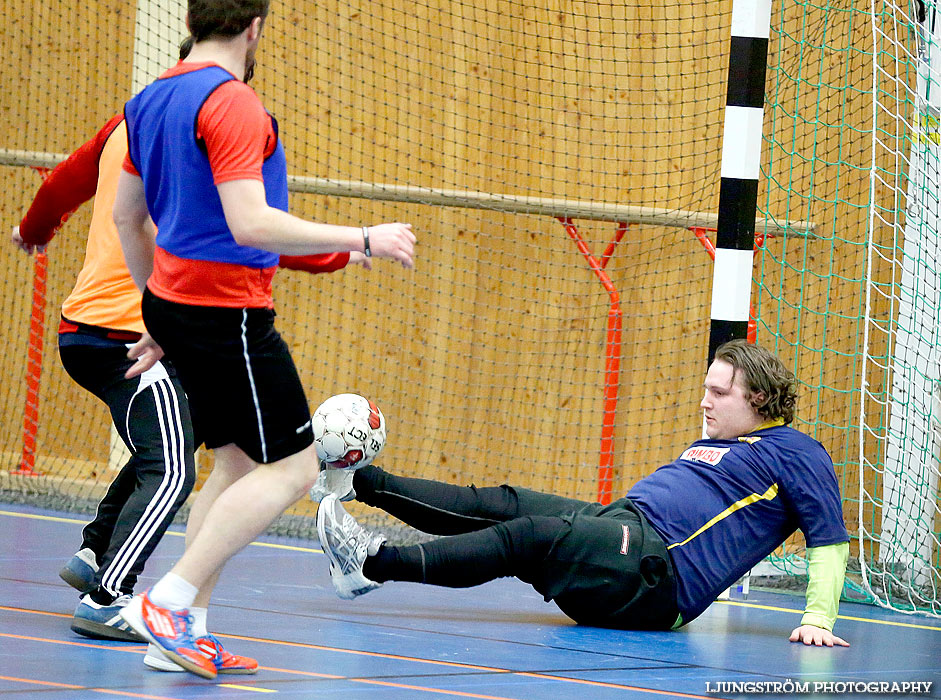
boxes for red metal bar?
[691,226,717,261]
[600,222,629,270]
[16,250,47,475]
[13,166,52,476]
[557,217,622,505]
[690,226,758,344]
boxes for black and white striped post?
[708,0,772,362]
[710,0,773,601]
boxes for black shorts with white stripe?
[141,288,314,464]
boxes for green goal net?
[755,0,940,616]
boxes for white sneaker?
[309,468,356,503]
[317,494,386,600]
[144,643,184,671]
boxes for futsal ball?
[312,393,386,470]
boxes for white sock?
[148,573,198,611]
[190,606,209,638]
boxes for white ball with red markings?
[312,393,386,470]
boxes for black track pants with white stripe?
[59,343,196,599]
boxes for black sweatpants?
[59,339,195,600]
[354,466,678,630]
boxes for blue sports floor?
[1,503,938,699]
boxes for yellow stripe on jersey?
[667,483,779,550]
[751,417,786,432]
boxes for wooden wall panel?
[2,0,886,515]
[2,0,134,154]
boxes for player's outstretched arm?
[346,251,372,270]
[17,114,124,252]
[11,226,46,255]
[790,541,850,646]
[216,178,415,268]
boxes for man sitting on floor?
[313,340,851,646]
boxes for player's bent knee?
[272,445,320,497]
[297,467,322,495]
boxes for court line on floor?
[349,677,720,699]
[0,674,184,700]
[209,632,723,698]
[7,508,935,633]
[7,600,933,699]
[4,503,939,638]
[0,622,724,699]
[217,684,277,694]
[0,508,321,553]
[715,600,941,631]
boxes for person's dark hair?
[714,339,797,424]
[187,0,269,42]
[179,35,195,59]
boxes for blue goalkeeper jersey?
[626,423,849,624]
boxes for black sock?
[361,516,560,589]
[363,544,425,583]
[352,465,522,535]
[88,587,116,606]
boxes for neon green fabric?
[800,541,849,630]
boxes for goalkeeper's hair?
[714,340,797,424]
[187,0,269,42]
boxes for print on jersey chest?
[679,445,731,466]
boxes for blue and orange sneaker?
[119,592,216,679]
[196,635,259,674]
[143,635,258,674]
